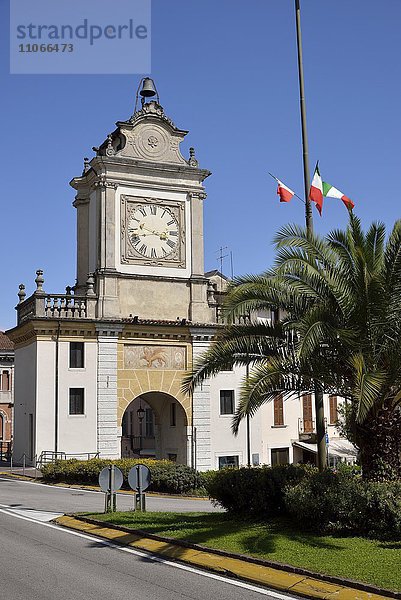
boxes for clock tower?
[71,79,213,323]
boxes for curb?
[55,515,399,600]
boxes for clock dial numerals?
[128,205,179,259]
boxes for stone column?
[190,192,206,276]
[73,195,90,291]
[96,323,123,458]
[94,178,119,318]
[190,328,213,470]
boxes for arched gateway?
[121,392,188,463]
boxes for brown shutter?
[303,394,313,432]
[274,395,284,426]
[329,395,338,424]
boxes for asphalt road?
[0,475,220,513]
[0,480,300,600]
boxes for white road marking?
[0,506,297,600]
[0,503,63,522]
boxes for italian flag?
[309,163,323,215]
[274,177,295,203]
[322,182,354,210]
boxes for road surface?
[0,476,300,600]
[0,475,220,513]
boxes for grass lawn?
[86,511,401,592]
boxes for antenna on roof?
[216,246,228,278]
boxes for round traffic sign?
[98,465,124,493]
[128,464,151,492]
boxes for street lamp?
[137,402,145,455]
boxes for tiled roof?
[0,331,14,350]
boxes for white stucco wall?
[58,340,98,455]
[35,340,56,457]
[13,342,37,463]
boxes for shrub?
[284,466,401,539]
[205,464,315,516]
[41,458,205,495]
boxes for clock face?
[127,204,179,259]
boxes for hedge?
[205,464,315,516]
[284,466,401,539]
[42,458,206,495]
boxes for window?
[0,414,3,440]
[252,453,260,466]
[69,388,84,415]
[220,390,234,415]
[271,448,289,466]
[273,394,284,426]
[218,455,239,469]
[170,402,176,427]
[1,371,10,391]
[145,408,154,437]
[302,394,313,433]
[69,342,84,369]
[329,395,338,425]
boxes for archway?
[120,392,189,464]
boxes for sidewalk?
[56,515,399,600]
[0,464,41,478]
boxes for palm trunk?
[354,405,401,481]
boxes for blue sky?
[1,0,400,330]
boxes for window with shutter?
[1,371,10,391]
[273,394,284,426]
[302,394,313,432]
[329,395,338,425]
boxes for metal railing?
[36,451,100,467]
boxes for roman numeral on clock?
[138,243,147,255]
[150,248,157,259]
[167,219,175,226]
[150,205,157,215]
[166,239,176,248]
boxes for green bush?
[205,464,315,516]
[41,458,205,495]
[284,466,401,539]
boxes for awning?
[293,439,358,458]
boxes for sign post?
[128,464,151,512]
[98,465,123,513]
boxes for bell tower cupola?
[70,79,213,323]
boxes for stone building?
[7,80,355,469]
[0,331,14,458]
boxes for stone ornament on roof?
[94,100,190,167]
[129,100,177,129]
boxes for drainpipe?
[55,321,61,454]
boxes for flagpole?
[295,0,326,473]
[295,0,313,235]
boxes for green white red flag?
[309,163,323,215]
[273,176,295,203]
[322,182,354,210]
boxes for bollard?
[22,454,26,477]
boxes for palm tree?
[183,214,401,480]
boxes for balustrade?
[44,294,88,318]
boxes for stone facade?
[7,81,357,469]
